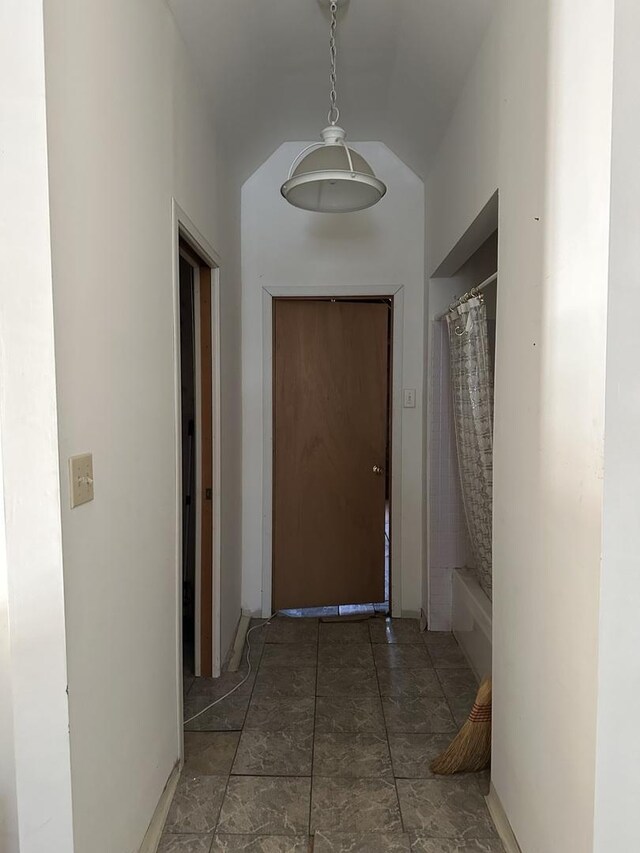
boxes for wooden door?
[273,299,390,610]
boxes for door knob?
[372,465,385,475]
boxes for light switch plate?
[403,388,417,408]
[69,453,94,508]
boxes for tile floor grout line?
[211,618,270,841]
[431,645,494,803]
[424,642,437,669]
[433,665,463,733]
[308,616,320,839]
[217,772,311,780]
[234,623,261,732]
[372,619,407,839]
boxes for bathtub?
[452,568,492,680]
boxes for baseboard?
[401,609,421,619]
[485,783,522,853]
[245,607,264,618]
[138,762,181,853]
[227,612,251,672]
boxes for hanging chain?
[328,1,340,125]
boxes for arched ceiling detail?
[168,0,495,181]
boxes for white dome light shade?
[282,2,386,213]
[281,126,386,213]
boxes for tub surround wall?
[427,312,472,631]
[426,233,497,631]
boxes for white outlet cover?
[403,388,417,408]
[69,453,94,508]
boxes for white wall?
[425,23,499,276]
[593,1,640,848]
[0,449,17,851]
[241,142,425,618]
[42,1,242,851]
[0,3,74,851]
[493,2,613,850]
[426,2,616,850]
[173,34,244,666]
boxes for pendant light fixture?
[281,0,387,213]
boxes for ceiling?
[168,0,495,181]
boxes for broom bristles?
[430,677,492,775]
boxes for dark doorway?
[179,255,197,676]
[179,239,215,677]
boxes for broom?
[430,677,492,775]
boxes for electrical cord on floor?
[183,613,277,726]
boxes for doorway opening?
[272,296,393,619]
[178,234,219,677]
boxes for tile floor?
[164,617,504,852]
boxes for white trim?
[174,203,223,270]
[137,762,181,853]
[211,265,223,676]
[171,204,184,758]
[227,612,251,672]
[261,284,404,617]
[485,783,523,853]
[171,201,223,758]
[400,609,421,620]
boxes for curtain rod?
[435,271,498,321]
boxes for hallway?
[165,617,503,852]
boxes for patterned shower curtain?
[446,297,494,599]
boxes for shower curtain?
[446,296,494,599]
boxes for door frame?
[261,284,405,617]
[172,201,222,709]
